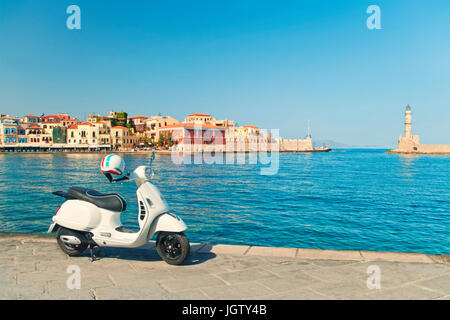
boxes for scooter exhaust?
[60,235,82,245]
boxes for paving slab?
[364,284,445,300]
[415,274,450,295]
[197,244,250,255]
[201,281,274,299]
[160,274,227,292]
[0,231,448,300]
[215,267,278,285]
[246,246,297,258]
[261,288,329,300]
[297,248,363,261]
[256,272,317,292]
[360,251,434,264]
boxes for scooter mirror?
[150,151,155,167]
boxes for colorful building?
[183,113,234,128]
[67,122,111,151]
[111,126,137,150]
[145,115,180,142]
[0,116,19,146]
[128,116,148,134]
[159,123,226,152]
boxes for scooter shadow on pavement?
[76,243,217,266]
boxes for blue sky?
[1,0,449,147]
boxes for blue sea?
[0,150,448,254]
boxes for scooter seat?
[67,186,127,212]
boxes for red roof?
[78,122,93,126]
[27,125,41,130]
[242,125,259,129]
[111,126,128,130]
[129,116,147,119]
[24,114,39,118]
[41,115,60,118]
[187,113,211,117]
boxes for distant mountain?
[312,139,388,149]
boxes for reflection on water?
[0,150,449,254]
[398,155,419,178]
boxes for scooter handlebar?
[103,172,130,183]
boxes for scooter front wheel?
[156,232,190,265]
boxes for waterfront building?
[225,125,273,152]
[38,115,78,145]
[0,116,19,146]
[111,126,137,150]
[88,110,128,127]
[159,123,226,152]
[62,118,79,128]
[277,136,313,152]
[226,125,259,152]
[183,113,234,128]
[93,121,111,146]
[25,125,42,145]
[52,126,67,144]
[41,114,70,124]
[88,113,107,123]
[66,122,110,151]
[388,105,450,154]
[129,116,148,134]
[22,115,41,124]
[145,115,180,142]
[183,113,213,124]
[110,111,128,127]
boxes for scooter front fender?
[148,213,187,239]
[47,222,58,233]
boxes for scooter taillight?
[54,205,63,216]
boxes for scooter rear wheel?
[56,227,88,257]
[156,232,190,265]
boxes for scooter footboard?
[148,213,187,239]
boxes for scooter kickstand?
[89,244,103,262]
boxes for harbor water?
[0,150,448,254]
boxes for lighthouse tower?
[405,105,412,139]
[397,104,420,152]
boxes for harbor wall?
[278,137,314,152]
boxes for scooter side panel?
[53,200,102,231]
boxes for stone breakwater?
[386,149,450,155]
[0,231,449,300]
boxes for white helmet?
[101,154,126,177]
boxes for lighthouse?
[405,105,412,139]
[389,104,450,154]
[396,104,420,152]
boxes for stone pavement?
[0,232,449,300]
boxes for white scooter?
[48,152,190,265]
